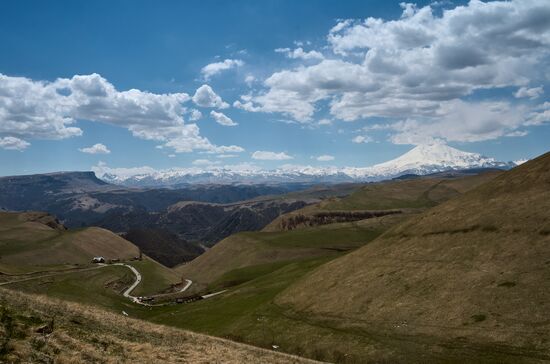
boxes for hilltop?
[276,151,550,362]
[0,211,139,272]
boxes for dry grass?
[0,288,319,364]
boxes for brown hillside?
[276,153,550,362]
[0,288,318,363]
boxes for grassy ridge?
[264,171,500,231]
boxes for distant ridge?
[93,144,516,187]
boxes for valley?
[2,159,535,363]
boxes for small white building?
[92,256,105,263]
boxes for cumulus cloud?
[79,143,111,154]
[352,135,372,144]
[251,151,293,160]
[515,86,544,99]
[210,110,238,126]
[188,109,203,121]
[201,59,244,80]
[388,100,527,144]
[192,84,229,109]
[0,73,242,154]
[236,0,550,142]
[275,47,324,61]
[316,154,335,161]
[0,136,30,150]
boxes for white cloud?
[275,47,324,61]
[251,151,293,160]
[526,102,550,126]
[79,143,111,154]
[245,75,256,86]
[210,110,238,126]
[237,0,550,142]
[192,159,220,166]
[192,84,229,109]
[188,109,203,121]
[388,100,527,144]
[316,154,335,161]
[515,86,544,99]
[318,118,332,126]
[352,135,372,144]
[216,154,238,158]
[505,130,528,137]
[168,154,176,158]
[0,136,30,150]
[201,59,244,80]
[0,73,242,154]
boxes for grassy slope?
[0,211,180,296]
[264,171,501,231]
[276,153,550,362]
[143,256,376,363]
[0,288,317,364]
[180,172,500,291]
[129,256,181,296]
[0,212,139,271]
[6,257,180,304]
[176,214,406,290]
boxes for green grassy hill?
[276,152,550,362]
[0,211,138,272]
[0,211,180,297]
[176,214,406,291]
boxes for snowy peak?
[366,143,506,177]
[94,144,514,187]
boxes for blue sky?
[0,0,549,176]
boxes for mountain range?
[93,143,518,187]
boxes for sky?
[0,0,549,176]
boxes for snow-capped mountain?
[94,144,516,187]
[363,143,511,178]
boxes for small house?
[92,256,105,263]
